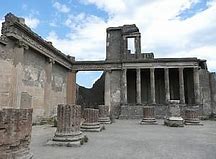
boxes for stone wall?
[210,72,216,114]
[0,13,75,123]
[199,69,212,115]
[0,108,33,159]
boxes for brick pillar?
[150,68,156,104]
[179,68,185,104]
[44,58,53,117]
[122,69,127,105]
[81,108,102,132]
[194,67,200,105]
[67,70,76,104]
[49,104,86,146]
[164,68,170,104]
[0,108,33,159]
[140,106,157,125]
[136,68,141,104]
[185,107,202,125]
[98,105,111,124]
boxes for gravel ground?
[30,120,216,159]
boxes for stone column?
[98,105,111,124]
[67,70,76,104]
[122,69,127,105]
[44,58,53,117]
[136,68,141,104]
[140,106,157,125]
[150,68,156,104]
[49,104,86,146]
[0,108,33,158]
[185,107,202,125]
[81,108,102,132]
[164,68,170,104]
[179,68,185,104]
[104,70,111,107]
[194,67,200,104]
[135,35,141,58]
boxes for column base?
[185,119,203,126]
[98,117,111,124]
[164,117,184,127]
[47,131,86,147]
[140,118,158,125]
[1,148,33,159]
[81,122,103,132]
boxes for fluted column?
[150,68,156,104]
[50,104,86,146]
[179,68,185,104]
[136,68,141,104]
[164,68,170,104]
[81,108,102,132]
[194,67,200,104]
[122,69,127,104]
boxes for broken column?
[98,105,111,124]
[164,101,184,127]
[81,108,102,132]
[140,106,157,125]
[48,104,87,147]
[0,108,33,159]
[185,107,203,125]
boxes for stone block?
[164,117,184,127]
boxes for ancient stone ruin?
[1,13,216,124]
[47,104,87,147]
[185,107,203,125]
[0,108,33,159]
[140,106,157,125]
[0,12,216,158]
[98,105,111,124]
[81,108,103,132]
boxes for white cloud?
[47,0,216,72]
[24,16,40,29]
[53,2,70,13]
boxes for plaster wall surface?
[199,69,212,115]
[210,73,216,114]
[110,70,121,117]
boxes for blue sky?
[1,0,216,88]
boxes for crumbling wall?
[0,108,33,159]
[50,64,67,116]
[0,13,73,123]
[0,40,14,108]
[199,69,212,116]
[110,71,121,117]
[210,72,216,114]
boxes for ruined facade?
[104,25,216,119]
[73,24,216,119]
[0,13,216,121]
[0,13,76,122]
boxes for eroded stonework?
[0,108,33,159]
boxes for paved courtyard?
[31,120,216,159]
